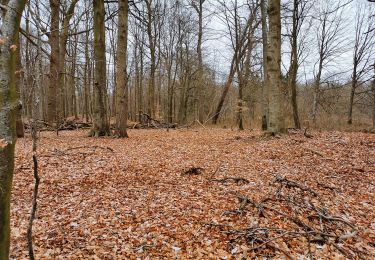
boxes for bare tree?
[347,3,375,125]
[285,0,312,129]
[212,0,255,125]
[311,0,348,124]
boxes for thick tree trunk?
[267,0,285,133]
[91,0,110,136]
[47,0,60,125]
[115,0,129,138]
[372,79,375,132]
[0,0,27,257]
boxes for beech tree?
[0,0,27,257]
[267,0,285,133]
[115,0,129,137]
[91,0,110,136]
[47,0,60,125]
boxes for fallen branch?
[274,175,318,197]
[210,177,250,185]
[181,167,205,176]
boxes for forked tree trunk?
[115,0,129,138]
[0,1,27,257]
[91,0,110,136]
[267,0,285,133]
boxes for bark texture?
[0,0,27,257]
[91,0,110,136]
[261,0,269,130]
[267,0,285,133]
[47,0,60,124]
[115,0,129,138]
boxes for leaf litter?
[10,129,375,259]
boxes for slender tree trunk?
[84,9,91,122]
[71,34,78,119]
[91,0,110,136]
[312,18,326,125]
[212,54,237,124]
[312,62,322,124]
[348,59,358,125]
[146,1,156,118]
[115,0,129,138]
[0,1,27,257]
[47,0,60,125]
[16,33,24,137]
[261,0,269,130]
[289,0,301,129]
[59,0,78,119]
[267,0,285,133]
[193,0,205,122]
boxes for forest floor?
[10,129,375,259]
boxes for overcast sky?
[203,0,374,85]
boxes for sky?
[202,0,374,85]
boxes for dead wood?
[181,167,205,176]
[273,175,319,197]
[210,177,250,185]
[304,127,313,138]
[209,173,360,258]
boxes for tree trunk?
[115,0,129,138]
[372,79,375,132]
[312,18,326,125]
[47,0,60,125]
[347,76,356,125]
[84,6,91,123]
[59,0,79,120]
[0,0,27,257]
[261,0,269,130]
[289,0,301,129]
[91,0,110,136]
[193,0,205,122]
[212,54,237,124]
[267,0,285,133]
[146,1,156,118]
[16,33,24,137]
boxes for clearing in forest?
[11,129,375,259]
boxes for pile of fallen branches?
[207,174,372,259]
[24,119,92,132]
[129,113,177,129]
